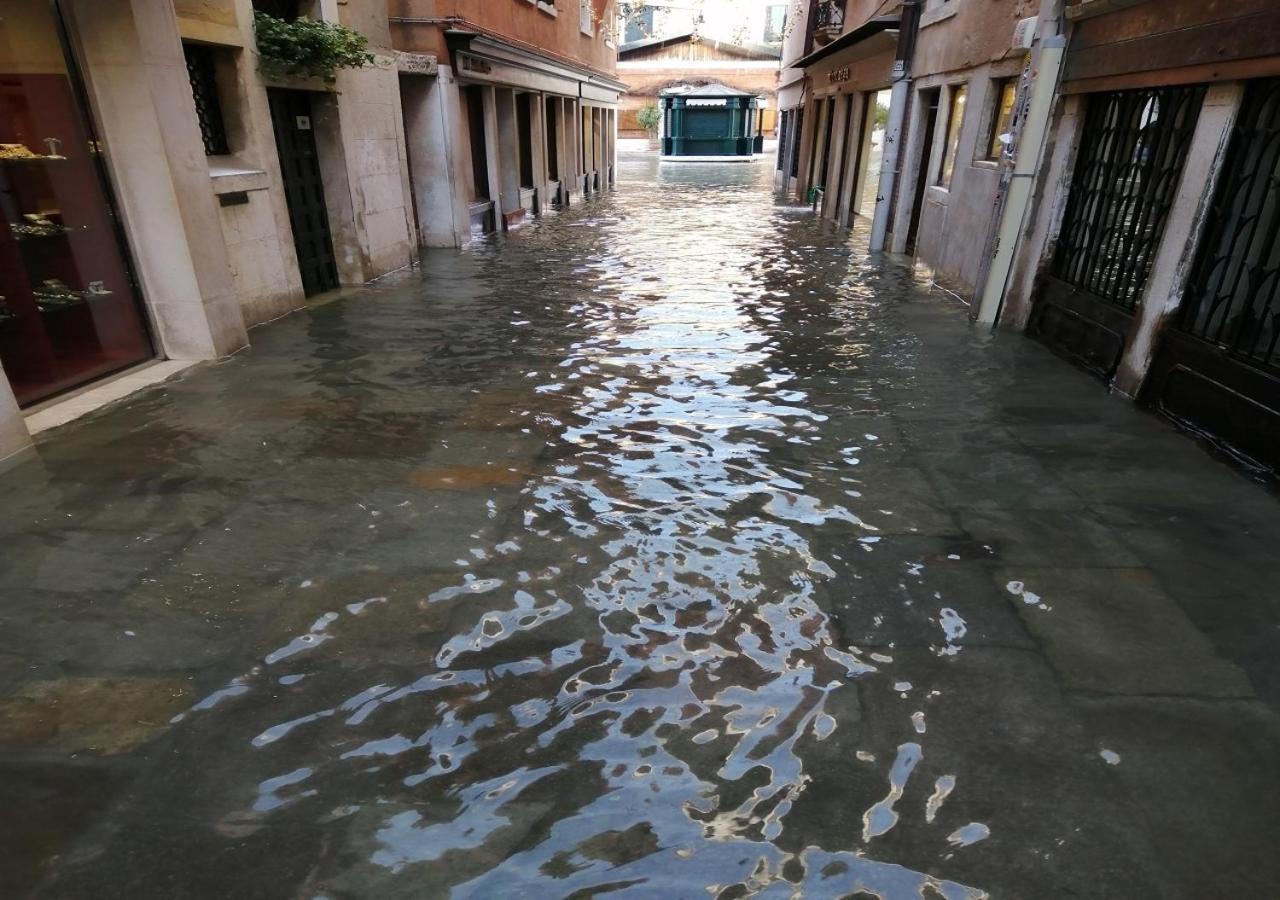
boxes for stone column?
[836,92,866,227]
[594,107,604,189]
[481,85,503,222]
[795,95,818,203]
[1113,82,1246,398]
[67,0,247,360]
[1001,94,1086,330]
[610,108,618,187]
[822,94,851,221]
[494,88,522,227]
[401,68,472,247]
[561,97,576,204]
[529,92,549,214]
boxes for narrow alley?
[2,158,1279,898]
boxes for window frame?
[935,82,967,188]
[182,41,232,157]
[982,77,1018,163]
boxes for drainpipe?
[869,0,921,252]
[973,0,1067,325]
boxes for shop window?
[0,0,154,405]
[462,86,489,201]
[516,93,534,189]
[937,83,966,187]
[545,97,559,181]
[182,42,230,157]
[984,78,1017,161]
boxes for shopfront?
[0,0,154,407]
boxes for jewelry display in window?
[32,278,86,312]
[0,142,43,160]
[10,213,70,240]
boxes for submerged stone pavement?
[2,157,1279,898]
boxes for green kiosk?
[659,83,763,161]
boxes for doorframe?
[267,87,340,297]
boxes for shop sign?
[460,55,492,75]
[395,51,438,76]
[828,66,850,84]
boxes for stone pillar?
[481,85,503,222]
[822,94,851,221]
[561,97,576,204]
[569,98,583,196]
[1113,82,1246,398]
[329,56,418,278]
[67,0,247,360]
[795,95,818,202]
[836,92,866,227]
[1001,94,1086,330]
[401,68,472,248]
[494,88,522,226]
[529,92,549,214]
[608,108,618,187]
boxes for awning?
[444,29,628,100]
[791,16,900,71]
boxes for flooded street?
[3,156,1279,898]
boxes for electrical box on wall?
[1013,16,1038,50]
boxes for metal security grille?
[183,42,230,157]
[1177,77,1280,372]
[1053,85,1204,310]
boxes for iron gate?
[1030,85,1204,378]
[268,89,338,297]
[1144,77,1280,470]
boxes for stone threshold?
[23,359,198,436]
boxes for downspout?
[869,0,921,252]
[973,0,1066,325]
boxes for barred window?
[182,42,230,156]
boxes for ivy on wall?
[253,12,374,81]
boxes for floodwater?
[2,156,1280,899]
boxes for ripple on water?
[177,158,991,899]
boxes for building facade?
[389,0,625,245]
[619,33,780,140]
[886,0,1038,296]
[0,0,626,465]
[775,2,903,234]
[0,0,420,464]
[1004,0,1280,469]
[779,0,1280,472]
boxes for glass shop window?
[0,0,154,406]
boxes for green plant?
[636,103,661,136]
[253,12,374,81]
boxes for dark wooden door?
[1029,85,1203,380]
[1144,77,1280,470]
[268,89,338,297]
